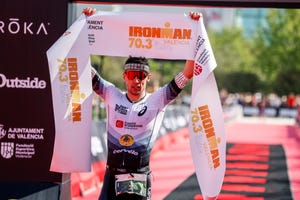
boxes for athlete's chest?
[107,95,159,131]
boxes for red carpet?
[150,118,300,200]
[72,118,300,200]
[225,119,300,200]
[162,143,292,199]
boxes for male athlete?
[84,7,200,200]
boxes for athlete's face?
[123,70,151,101]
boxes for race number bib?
[115,173,147,197]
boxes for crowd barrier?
[243,106,298,118]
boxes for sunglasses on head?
[125,71,148,80]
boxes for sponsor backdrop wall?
[0,0,68,182]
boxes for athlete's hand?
[82,7,96,16]
[189,12,201,21]
[183,60,195,79]
[91,67,98,79]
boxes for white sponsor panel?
[188,16,226,199]
[87,12,196,59]
[47,11,226,197]
[47,15,92,172]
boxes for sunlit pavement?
[226,116,300,200]
[151,116,300,200]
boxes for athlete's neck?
[126,92,146,103]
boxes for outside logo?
[1,142,14,159]
[119,134,134,147]
[0,74,46,89]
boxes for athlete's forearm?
[91,67,101,89]
[182,60,194,79]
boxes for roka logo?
[194,63,203,76]
[0,18,50,35]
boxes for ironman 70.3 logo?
[128,22,192,50]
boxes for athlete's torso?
[92,73,181,169]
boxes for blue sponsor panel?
[279,108,298,118]
[264,107,277,117]
[243,106,260,116]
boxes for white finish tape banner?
[47,11,225,198]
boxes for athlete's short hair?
[124,56,150,73]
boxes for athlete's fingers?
[82,7,96,16]
[189,12,201,21]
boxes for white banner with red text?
[47,11,225,198]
